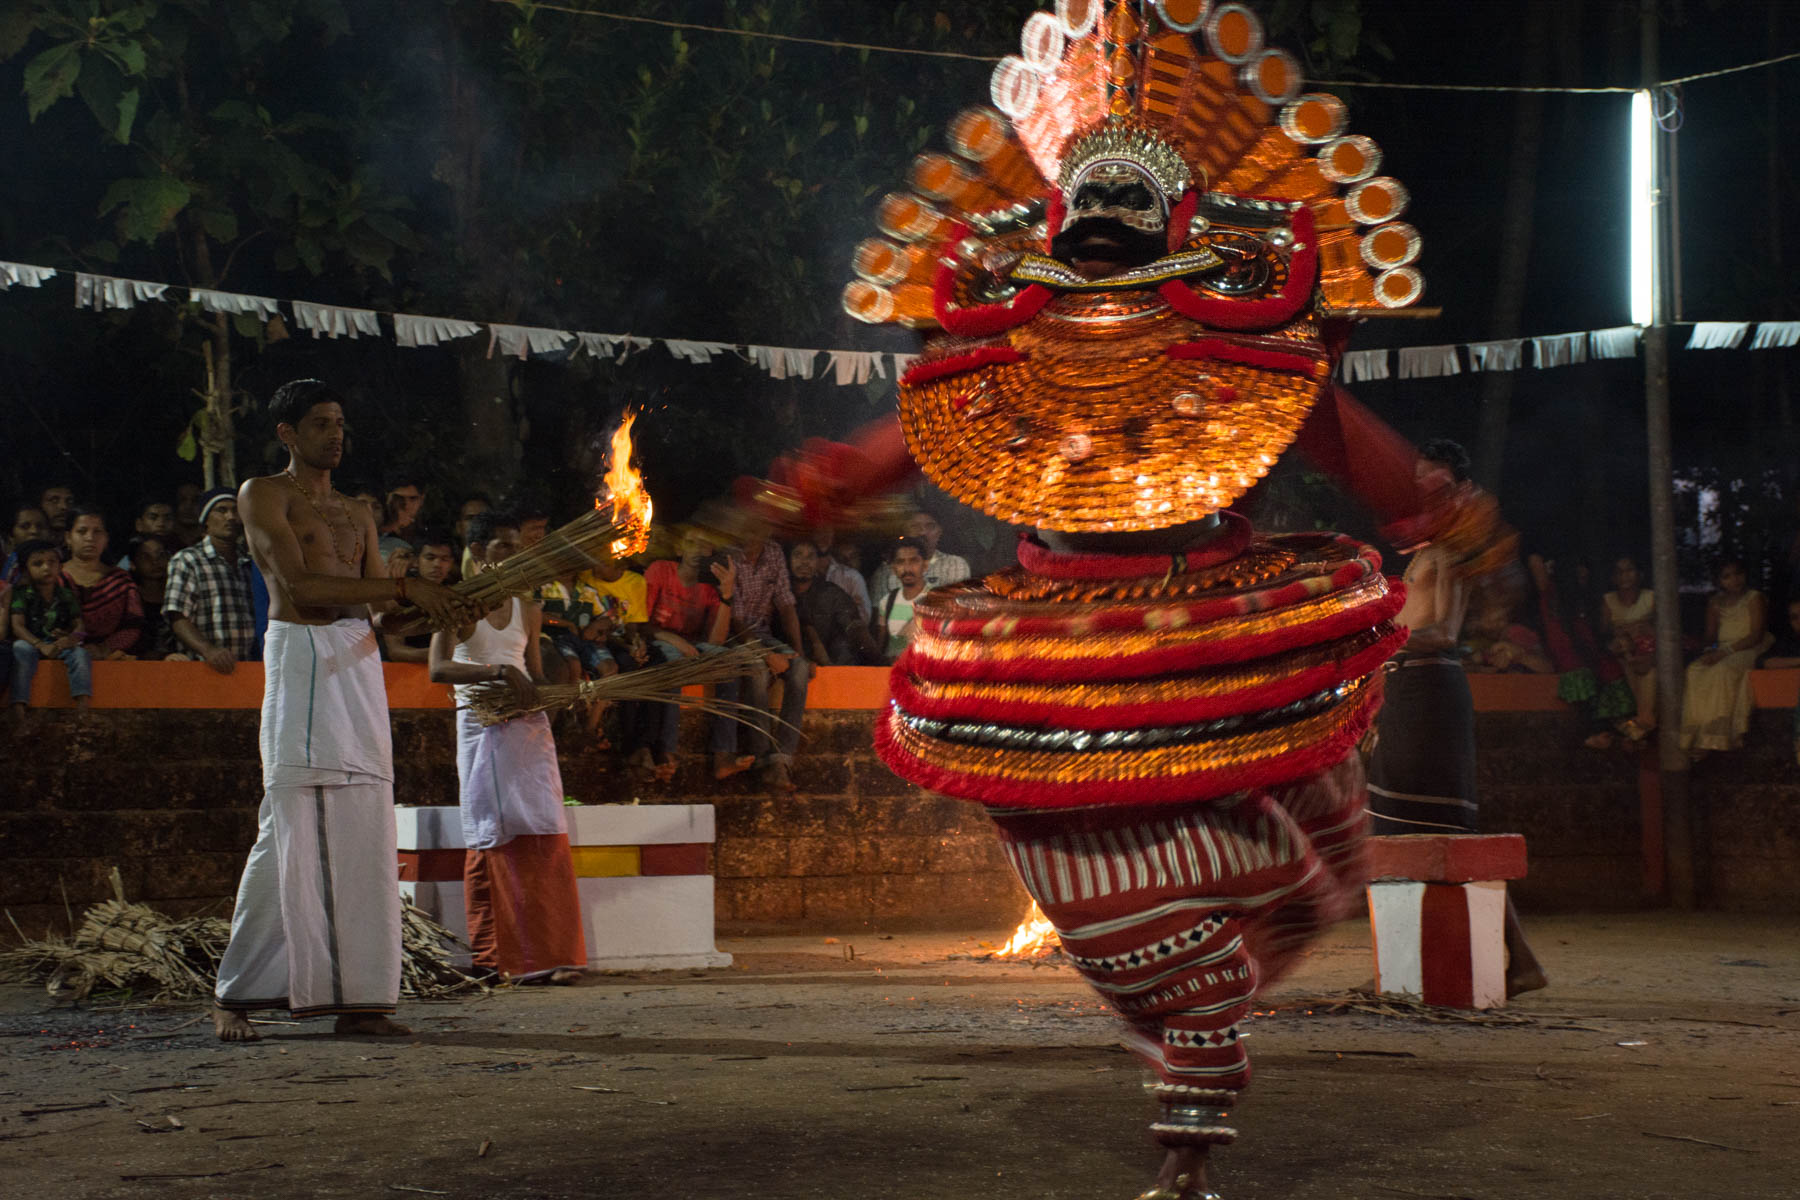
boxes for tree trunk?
[1471,0,1551,495]
[188,223,237,488]
[455,338,521,491]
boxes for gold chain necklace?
[283,470,364,569]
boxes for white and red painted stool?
[395,804,731,971]
[1364,834,1528,1009]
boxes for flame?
[601,410,653,555]
[994,902,1060,958]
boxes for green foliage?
[4,0,412,279]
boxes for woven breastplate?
[875,523,1405,811]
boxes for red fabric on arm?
[1294,384,1425,528]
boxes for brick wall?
[4,704,1798,941]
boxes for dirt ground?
[1,911,1796,1200]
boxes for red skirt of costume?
[464,836,587,980]
[875,513,1402,1132]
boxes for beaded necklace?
[283,470,364,569]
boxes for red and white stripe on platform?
[1365,834,1528,1010]
[395,804,730,970]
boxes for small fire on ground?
[993,902,1061,959]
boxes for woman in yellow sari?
[1679,560,1771,755]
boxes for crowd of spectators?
[3,476,978,786]
[1460,548,1799,764]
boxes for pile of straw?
[1,900,228,1002]
[2,881,486,1002]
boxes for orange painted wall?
[21,660,1800,713]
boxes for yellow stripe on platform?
[569,845,641,878]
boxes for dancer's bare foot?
[212,1006,261,1042]
[1502,896,1547,999]
[1138,1146,1213,1199]
[334,1014,412,1037]
[548,967,587,985]
[1506,962,1549,998]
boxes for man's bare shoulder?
[241,473,297,497]
[238,475,296,518]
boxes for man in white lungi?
[429,511,587,982]
[213,379,477,1041]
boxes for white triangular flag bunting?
[1685,322,1749,350]
[664,339,735,364]
[488,323,573,360]
[1398,345,1461,379]
[1465,339,1524,372]
[747,345,819,381]
[828,350,887,386]
[75,274,168,311]
[191,288,278,318]
[393,313,483,348]
[0,262,55,289]
[1531,333,1588,368]
[892,353,920,378]
[1589,326,1640,359]
[292,301,380,339]
[1749,321,1800,350]
[1337,349,1390,382]
[576,332,653,361]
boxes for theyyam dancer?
[734,4,1518,1195]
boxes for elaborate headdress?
[845,0,1424,533]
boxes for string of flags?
[0,260,905,387]
[1339,321,1800,381]
[2,260,1795,386]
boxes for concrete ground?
[1,912,1796,1200]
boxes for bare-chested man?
[1367,438,1545,997]
[212,379,479,1041]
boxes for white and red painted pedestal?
[395,804,731,971]
[1365,834,1528,1009]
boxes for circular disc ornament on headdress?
[1280,94,1347,144]
[1374,267,1424,308]
[1359,222,1422,269]
[1345,177,1410,224]
[1056,0,1101,37]
[841,280,897,323]
[1317,135,1382,184]
[1153,0,1210,33]
[851,238,909,286]
[1021,11,1066,71]
[1205,4,1264,64]
[876,192,951,243]
[991,55,1042,119]
[1241,49,1301,105]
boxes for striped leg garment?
[989,749,1368,1104]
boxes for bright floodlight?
[1629,89,1655,327]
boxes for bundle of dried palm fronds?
[0,900,229,1002]
[464,640,771,727]
[398,900,491,999]
[2,889,486,1002]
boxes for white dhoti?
[455,708,568,851]
[215,618,401,1018]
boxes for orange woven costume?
[748,1,1490,1184]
